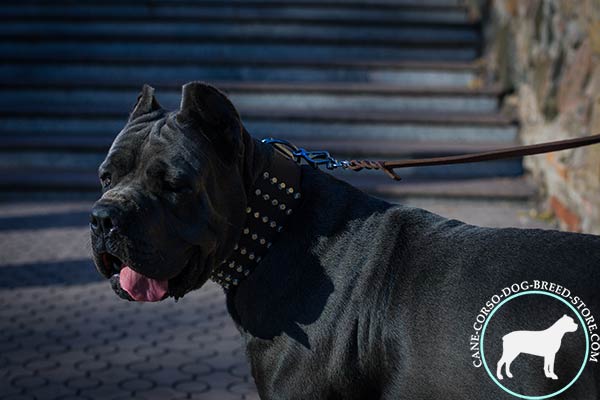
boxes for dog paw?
[550,374,558,380]
[497,375,504,381]
[506,372,513,378]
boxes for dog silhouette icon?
[496,314,578,381]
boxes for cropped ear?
[176,81,243,163]
[129,84,162,121]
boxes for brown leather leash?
[264,133,600,181]
[348,133,600,180]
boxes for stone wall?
[480,0,600,234]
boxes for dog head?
[558,314,578,333]
[90,82,250,301]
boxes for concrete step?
[0,134,523,179]
[0,151,522,179]
[1,2,473,25]
[0,84,501,114]
[293,111,513,143]
[0,136,519,157]
[0,40,478,63]
[0,60,481,87]
[0,167,532,202]
[0,109,517,143]
[10,0,468,7]
[0,21,480,43]
[11,0,466,4]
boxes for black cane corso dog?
[91,82,600,399]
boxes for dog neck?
[210,136,303,291]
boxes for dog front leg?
[545,353,558,380]
[496,358,505,380]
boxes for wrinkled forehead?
[102,114,206,176]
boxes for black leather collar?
[210,148,302,290]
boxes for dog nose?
[90,204,116,235]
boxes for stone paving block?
[229,380,259,397]
[100,349,147,368]
[178,360,214,377]
[132,344,169,359]
[82,343,119,359]
[204,352,249,372]
[199,371,246,391]
[73,358,111,374]
[0,394,37,400]
[117,376,157,393]
[206,309,229,321]
[0,341,21,358]
[0,385,24,399]
[190,319,227,334]
[23,356,61,374]
[141,367,193,387]
[3,349,43,365]
[140,351,194,370]
[125,359,163,375]
[131,387,186,400]
[187,331,224,347]
[65,336,108,352]
[90,369,140,389]
[79,383,125,399]
[91,327,128,343]
[243,392,261,400]
[10,374,49,391]
[36,342,73,358]
[27,382,74,400]
[166,334,220,353]
[177,346,220,362]
[146,316,186,331]
[16,337,58,354]
[219,324,244,341]
[64,375,103,391]
[229,362,252,379]
[4,324,35,339]
[204,338,246,357]
[186,390,244,400]
[139,329,174,344]
[38,363,84,384]
[232,344,247,358]
[54,395,93,400]
[44,328,81,345]
[172,377,211,395]
[0,364,31,384]
[44,350,91,369]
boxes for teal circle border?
[480,290,589,399]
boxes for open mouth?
[100,253,169,302]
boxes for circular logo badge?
[480,291,589,399]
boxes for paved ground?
[0,197,556,399]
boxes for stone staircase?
[0,0,535,202]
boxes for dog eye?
[100,173,112,189]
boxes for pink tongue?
[120,266,168,302]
